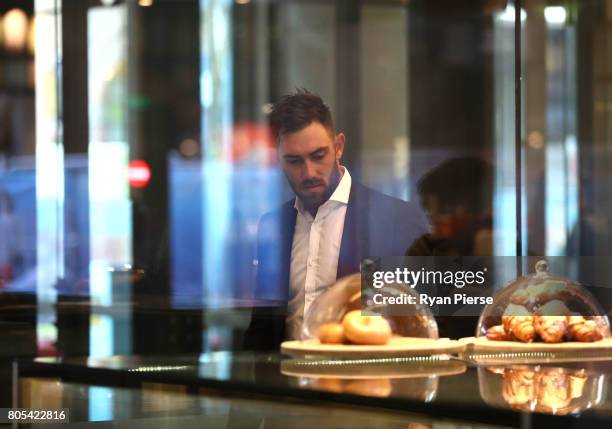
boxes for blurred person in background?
[406,157,493,339]
[407,157,493,257]
[244,89,428,350]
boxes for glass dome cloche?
[302,273,439,345]
[476,260,611,343]
[478,365,607,415]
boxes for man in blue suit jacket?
[244,90,428,350]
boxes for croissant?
[535,369,572,412]
[503,369,535,406]
[502,315,536,342]
[534,316,567,343]
[567,316,603,342]
[486,324,511,341]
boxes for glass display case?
[1,0,612,426]
[477,260,611,343]
[302,273,439,342]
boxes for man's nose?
[303,160,316,178]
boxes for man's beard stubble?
[298,164,342,213]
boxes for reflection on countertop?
[14,352,612,427]
[479,364,607,415]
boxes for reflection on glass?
[492,4,519,258]
[306,377,394,398]
[200,0,234,306]
[282,356,467,402]
[89,314,113,358]
[198,1,280,307]
[542,5,578,257]
[87,3,131,357]
[19,377,64,409]
[87,4,131,305]
[89,385,114,421]
[291,372,438,401]
[35,0,63,354]
[479,365,607,415]
[361,5,409,201]
[17,0,612,361]
[199,0,235,353]
[298,373,440,402]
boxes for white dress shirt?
[285,167,352,340]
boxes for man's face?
[277,121,345,211]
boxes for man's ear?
[335,133,345,160]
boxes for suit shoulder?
[353,182,417,211]
[353,182,429,231]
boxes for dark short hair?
[269,89,334,143]
[417,157,493,215]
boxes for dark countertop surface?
[16,350,612,428]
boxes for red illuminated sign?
[128,160,151,188]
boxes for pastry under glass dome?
[301,273,439,342]
[476,260,611,343]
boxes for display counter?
[14,351,612,428]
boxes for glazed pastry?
[502,315,536,342]
[536,369,572,412]
[499,367,595,415]
[343,378,392,397]
[502,305,535,342]
[502,304,535,343]
[318,322,345,344]
[486,324,512,341]
[534,316,567,343]
[314,378,344,393]
[342,311,392,345]
[567,316,603,342]
[503,368,535,406]
[536,299,572,316]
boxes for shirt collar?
[328,166,351,204]
[294,166,352,214]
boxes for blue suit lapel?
[337,183,368,278]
